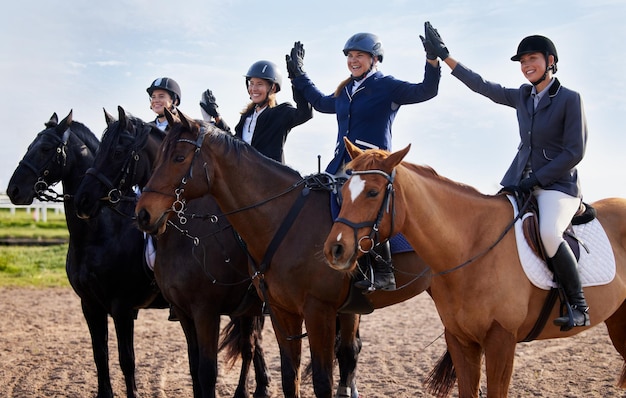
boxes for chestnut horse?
[73,106,270,398]
[133,110,432,398]
[324,138,626,397]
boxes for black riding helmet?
[245,61,283,93]
[511,35,558,85]
[146,77,182,106]
[343,33,384,63]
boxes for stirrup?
[554,305,590,332]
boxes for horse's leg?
[81,301,114,398]
[604,299,626,387]
[251,316,272,398]
[177,313,202,398]
[230,316,254,398]
[335,314,361,398]
[194,312,221,398]
[483,323,517,397]
[271,308,304,398]
[304,303,337,398]
[111,308,139,398]
[444,329,482,398]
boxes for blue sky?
[2,0,625,202]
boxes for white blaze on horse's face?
[347,175,365,204]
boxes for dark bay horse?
[73,106,270,398]
[6,110,170,398]
[324,138,626,397]
[133,110,432,398]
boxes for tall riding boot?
[551,242,590,331]
[354,241,396,291]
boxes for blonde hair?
[240,93,277,114]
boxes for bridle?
[84,124,154,206]
[18,127,72,202]
[334,168,396,257]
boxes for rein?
[338,167,532,278]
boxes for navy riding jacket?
[292,63,441,174]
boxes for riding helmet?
[343,33,384,62]
[510,35,558,63]
[146,77,182,105]
[245,61,283,93]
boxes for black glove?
[425,21,449,60]
[199,89,220,118]
[286,41,305,79]
[519,174,540,193]
[419,34,437,60]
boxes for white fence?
[0,193,65,222]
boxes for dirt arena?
[0,287,623,397]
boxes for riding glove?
[425,21,449,60]
[200,89,220,118]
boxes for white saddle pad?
[507,195,616,290]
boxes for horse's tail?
[424,349,456,398]
[219,315,265,370]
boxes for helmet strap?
[352,58,375,82]
[530,53,553,86]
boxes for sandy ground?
[0,287,624,398]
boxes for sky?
[2,0,625,202]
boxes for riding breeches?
[534,188,582,257]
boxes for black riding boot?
[551,242,590,331]
[354,241,396,291]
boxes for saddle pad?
[390,233,414,254]
[507,195,616,290]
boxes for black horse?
[6,110,170,398]
[73,106,271,398]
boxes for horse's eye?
[174,155,186,163]
[366,189,378,198]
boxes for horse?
[6,110,171,398]
[133,109,432,398]
[73,106,271,398]
[323,137,626,397]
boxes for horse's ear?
[46,112,59,128]
[118,105,127,126]
[57,110,73,132]
[384,144,411,169]
[344,137,364,160]
[103,108,116,126]
[164,107,176,126]
[179,111,191,130]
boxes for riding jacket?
[451,63,587,198]
[292,63,440,174]
[234,86,312,163]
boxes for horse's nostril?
[332,244,344,260]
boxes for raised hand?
[425,21,449,60]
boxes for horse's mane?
[347,149,485,197]
[65,120,99,153]
[166,118,302,180]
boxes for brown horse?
[323,138,626,397]
[133,110,432,398]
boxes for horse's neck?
[397,167,509,269]
[209,147,298,238]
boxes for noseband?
[334,168,396,254]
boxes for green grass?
[0,244,69,287]
[0,208,69,287]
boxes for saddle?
[502,189,596,265]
